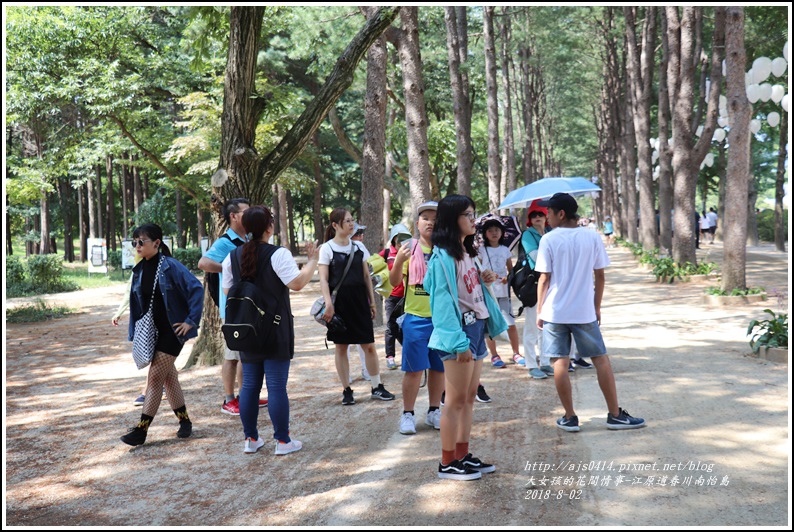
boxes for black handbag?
[510,233,540,315]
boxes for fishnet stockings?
[142,351,185,417]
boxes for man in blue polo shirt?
[198,198,266,415]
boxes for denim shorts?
[401,314,445,373]
[542,321,607,359]
[439,319,488,362]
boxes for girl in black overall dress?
[318,208,396,405]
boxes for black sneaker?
[177,419,192,438]
[572,357,593,369]
[460,453,496,474]
[475,384,491,403]
[606,408,646,430]
[120,426,147,446]
[371,383,396,401]
[556,415,580,432]
[438,460,482,480]
[342,387,355,405]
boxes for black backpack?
[510,234,540,316]
[206,233,245,308]
[221,247,282,352]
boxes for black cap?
[538,193,578,218]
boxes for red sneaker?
[259,398,268,408]
[221,397,240,415]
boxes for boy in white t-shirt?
[535,193,646,433]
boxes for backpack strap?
[330,245,357,298]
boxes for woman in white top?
[318,208,396,406]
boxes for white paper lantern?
[713,128,726,143]
[771,57,788,78]
[718,116,729,128]
[720,107,729,118]
[652,150,659,164]
[696,125,704,137]
[752,57,773,84]
[771,85,785,103]
[704,80,711,100]
[784,42,789,62]
[759,83,773,102]
[704,153,715,167]
[719,95,727,110]
[722,59,727,77]
[746,84,761,103]
[750,119,762,134]
[767,112,780,128]
[783,94,790,113]
[745,71,754,87]
[649,137,656,147]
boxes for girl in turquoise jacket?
[425,195,507,481]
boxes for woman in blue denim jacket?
[425,195,507,481]
[121,223,203,447]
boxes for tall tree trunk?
[78,183,87,261]
[123,158,133,231]
[658,9,674,253]
[774,111,788,252]
[483,6,501,212]
[444,6,473,196]
[176,188,185,248]
[132,154,143,214]
[746,175,759,246]
[6,195,13,256]
[58,178,74,262]
[716,138,727,241]
[286,189,297,253]
[398,7,433,210]
[87,170,97,239]
[361,6,387,256]
[106,155,116,250]
[499,7,517,207]
[721,6,751,291]
[520,46,535,184]
[275,183,288,246]
[196,204,206,243]
[625,7,658,249]
[667,6,725,265]
[312,133,324,242]
[95,164,104,240]
[619,70,639,243]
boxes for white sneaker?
[425,409,441,430]
[244,436,265,454]
[275,439,303,455]
[399,412,416,434]
[361,368,371,381]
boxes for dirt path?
[4,242,789,526]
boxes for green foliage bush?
[6,256,29,297]
[7,254,79,297]
[747,309,788,354]
[172,247,202,272]
[705,286,765,296]
[756,209,788,243]
[107,249,122,270]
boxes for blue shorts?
[542,321,607,359]
[439,319,489,362]
[401,314,445,373]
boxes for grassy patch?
[61,262,130,289]
[6,299,76,323]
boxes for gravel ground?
[4,241,789,526]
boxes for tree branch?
[254,6,400,197]
[108,114,205,206]
[327,106,362,164]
